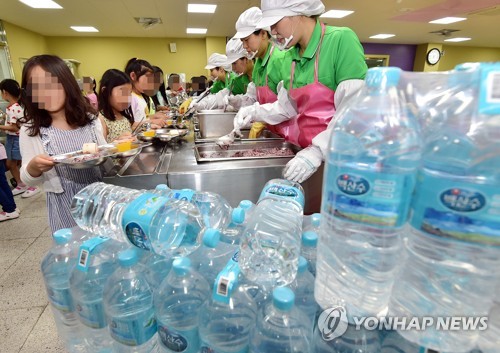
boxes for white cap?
[225,38,251,64]
[257,0,325,28]
[205,53,229,70]
[234,7,262,39]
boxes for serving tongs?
[182,87,212,117]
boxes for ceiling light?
[370,34,395,39]
[187,28,207,34]
[429,17,466,24]
[71,26,99,32]
[320,10,354,18]
[444,37,471,42]
[19,0,62,9]
[188,4,217,13]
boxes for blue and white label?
[77,236,110,272]
[122,193,170,250]
[46,286,74,313]
[259,183,305,208]
[76,300,106,329]
[171,189,195,202]
[411,172,500,245]
[213,250,240,304]
[109,309,157,346]
[158,323,198,353]
[323,165,415,229]
[336,174,370,196]
[440,188,486,212]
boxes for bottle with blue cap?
[291,256,319,326]
[41,228,86,352]
[69,237,126,352]
[188,228,238,288]
[316,67,422,321]
[250,286,311,353]
[155,257,210,353]
[103,247,158,353]
[239,179,305,288]
[389,63,500,352]
[300,230,318,276]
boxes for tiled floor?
[0,189,67,353]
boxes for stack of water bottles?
[42,178,321,352]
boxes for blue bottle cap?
[173,257,192,276]
[298,256,308,274]
[53,228,72,245]
[232,207,245,224]
[118,248,139,267]
[310,213,321,227]
[273,287,295,311]
[202,228,221,248]
[155,184,169,190]
[239,200,253,210]
[365,67,401,88]
[302,231,318,247]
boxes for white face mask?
[247,50,258,60]
[271,34,293,51]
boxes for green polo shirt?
[229,73,251,95]
[280,21,367,91]
[253,43,285,94]
[210,79,225,94]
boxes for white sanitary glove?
[283,145,323,183]
[225,82,258,110]
[192,88,230,111]
[232,81,298,135]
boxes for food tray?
[138,129,189,142]
[194,141,297,163]
[52,142,151,168]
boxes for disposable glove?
[283,145,323,183]
[192,88,229,111]
[225,82,257,110]
[178,98,193,114]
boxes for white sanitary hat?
[225,38,251,64]
[234,7,263,39]
[257,0,325,29]
[205,53,229,70]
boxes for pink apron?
[272,23,335,148]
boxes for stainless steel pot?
[195,111,237,138]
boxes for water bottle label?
[479,64,500,115]
[259,184,305,208]
[76,299,107,329]
[122,193,170,250]
[171,189,195,202]
[157,322,198,353]
[411,172,500,245]
[46,286,74,313]
[109,309,157,346]
[76,236,110,272]
[323,167,415,228]
[200,342,248,353]
[213,251,240,304]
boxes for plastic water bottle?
[315,67,422,320]
[313,323,381,353]
[103,248,158,353]
[249,286,312,353]
[70,237,126,352]
[139,251,172,290]
[71,183,205,257]
[301,231,318,276]
[189,228,238,288]
[199,254,258,353]
[478,293,500,353]
[41,228,86,352]
[304,213,321,233]
[388,63,500,352]
[291,256,319,325]
[239,179,304,288]
[155,257,210,353]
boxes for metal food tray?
[194,141,297,163]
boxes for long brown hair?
[19,54,96,136]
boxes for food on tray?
[200,147,294,159]
[115,141,133,152]
[142,130,156,137]
[82,142,98,154]
[66,153,101,164]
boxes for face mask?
[271,34,293,51]
[247,50,258,60]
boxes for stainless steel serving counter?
[103,132,323,214]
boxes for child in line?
[0,79,40,198]
[19,54,106,232]
[83,76,98,110]
[0,141,18,222]
[98,69,134,142]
